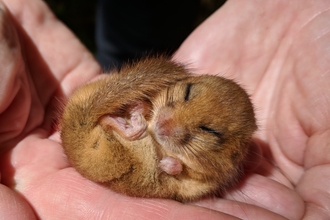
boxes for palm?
[175,0,330,218]
[1,0,329,219]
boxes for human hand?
[1,0,329,219]
[0,1,237,219]
[0,0,101,218]
[175,0,330,219]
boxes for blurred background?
[43,0,226,69]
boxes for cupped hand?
[1,0,330,219]
[175,0,330,219]
[0,1,238,219]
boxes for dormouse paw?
[159,156,182,175]
[100,101,149,141]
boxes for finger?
[0,1,21,112]
[194,199,289,220]
[0,184,36,219]
[27,170,240,219]
[223,174,304,220]
[0,3,30,149]
[1,0,102,134]
[296,165,330,219]
[3,0,101,96]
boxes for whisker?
[181,140,220,173]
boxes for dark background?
[43,0,225,54]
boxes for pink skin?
[153,107,176,140]
[0,0,330,219]
[153,108,183,175]
[101,102,148,141]
[159,157,183,175]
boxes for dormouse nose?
[155,108,175,137]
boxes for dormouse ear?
[100,101,149,141]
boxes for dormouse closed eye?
[199,126,223,139]
[184,83,193,102]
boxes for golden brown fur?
[60,57,257,202]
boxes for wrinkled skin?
[0,0,329,219]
